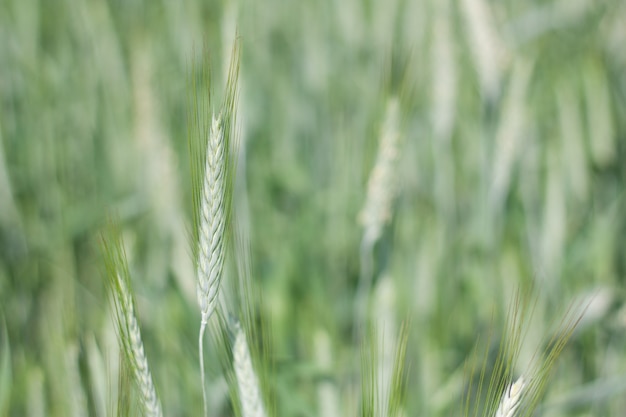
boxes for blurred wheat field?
[0,0,625,416]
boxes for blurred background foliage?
[0,0,625,416]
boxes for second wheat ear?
[102,228,163,417]
[232,320,268,417]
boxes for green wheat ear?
[229,205,273,417]
[188,36,242,417]
[101,222,163,417]
[463,289,584,417]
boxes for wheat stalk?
[232,321,267,417]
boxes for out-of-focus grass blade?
[489,57,534,216]
[583,59,615,167]
[27,367,45,417]
[0,311,10,417]
[538,374,626,412]
[556,77,589,202]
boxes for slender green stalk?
[0,312,11,417]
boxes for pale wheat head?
[195,111,229,417]
[189,39,241,417]
[196,112,228,327]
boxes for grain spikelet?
[494,377,525,417]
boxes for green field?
[0,0,625,416]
